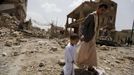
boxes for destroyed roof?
[67,0,117,19]
[67,1,97,19]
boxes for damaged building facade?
[65,0,117,41]
[0,0,28,22]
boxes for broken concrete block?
[95,67,106,75]
[58,59,65,66]
[100,45,109,50]
[12,31,20,37]
[19,39,27,42]
[13,52,19,56]
[13,41,20,46]
[39,63,45,67]
[2,52,7,57]
[115,60,121,64]
[105,67,111,70]
[5,40,13,47]
[50,47,58,52]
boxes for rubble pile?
[0,13,48,38]
[0,13,24,40]
[31,28,47,38]
[22,27,47,38]
[0,27,11,38]
[0,13,20,30]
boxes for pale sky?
[27,0,134,31]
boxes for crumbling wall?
[0,13,20,30]
[0,0,27,22]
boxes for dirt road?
[0,37,134,75]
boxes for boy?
[63,33,79,75]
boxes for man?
[76,4,108,70]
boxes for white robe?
[63,43,76,75]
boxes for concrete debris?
[50,47,58,52]
[58,59,65,66]
[0,13,19,30]
[56,39,68,48]
[5,40,13,47]
[13,52,19,56]
[0,27,10,38]
[0,13,47,39]
[100,45,109,50]
[105,67,111,70]
[11,31,21,37]
[5,38,22,47]
[22,28,47,38]
[13,40,20,46]
[39,63,45,67]
[19,39,28,42]
[115,60,121,64]
[95,67,106,75]
[2,52,8,57]
[124,56,134,61]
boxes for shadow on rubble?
[60,69,98,75]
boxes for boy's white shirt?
[63,43,76,75]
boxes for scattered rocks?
[5,38,22,47]
[2,52,7,57]
[115,60,121,64]
[104,60,110,64]
[13,52,19,56]
[19,39,28,42]
[39,63,45,67]
[124,56,134,61]
[58,59,65,66]
[105,67,111,70]
[13,41,20,46]
[117,58,125,62]
[5,40,13,47]
[100,45,109,50]
[0,27,10,38]
[95,67,106,75]
[11,31,21,37]
[50,47,58,52]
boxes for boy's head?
[70,33,79,45]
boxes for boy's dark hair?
[70,33,79,40]
[98,4,108,9]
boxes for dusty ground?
[0,36,134,75]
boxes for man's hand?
[72,60,74,63]
[80,35,90,42]
[80,35,84,41]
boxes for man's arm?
[81,14,95,42]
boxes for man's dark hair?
[70,33,79,40]
[98,4,108,9]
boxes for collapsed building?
[0,0,30,30]
[114,29,134,44]
[0,0,47,38]
[0,0,28,22]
